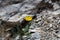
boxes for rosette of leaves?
[16,21,34,40]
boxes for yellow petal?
[24,16,32,21]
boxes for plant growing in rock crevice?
[16,15,36,40]
[0,15,36,40]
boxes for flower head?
[24,16,32,21]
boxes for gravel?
[0,0,60,40]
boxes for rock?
[30,32,40,40]
[49,24,53,27]
[0,0,23,7]
[19,4,35,12]
[53,3,60,10]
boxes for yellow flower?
[24,16,32,21]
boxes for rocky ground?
[0,0,60,40]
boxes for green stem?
[16,23,23,40]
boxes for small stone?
[50,24,52,27]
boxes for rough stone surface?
[0,0,60,40]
